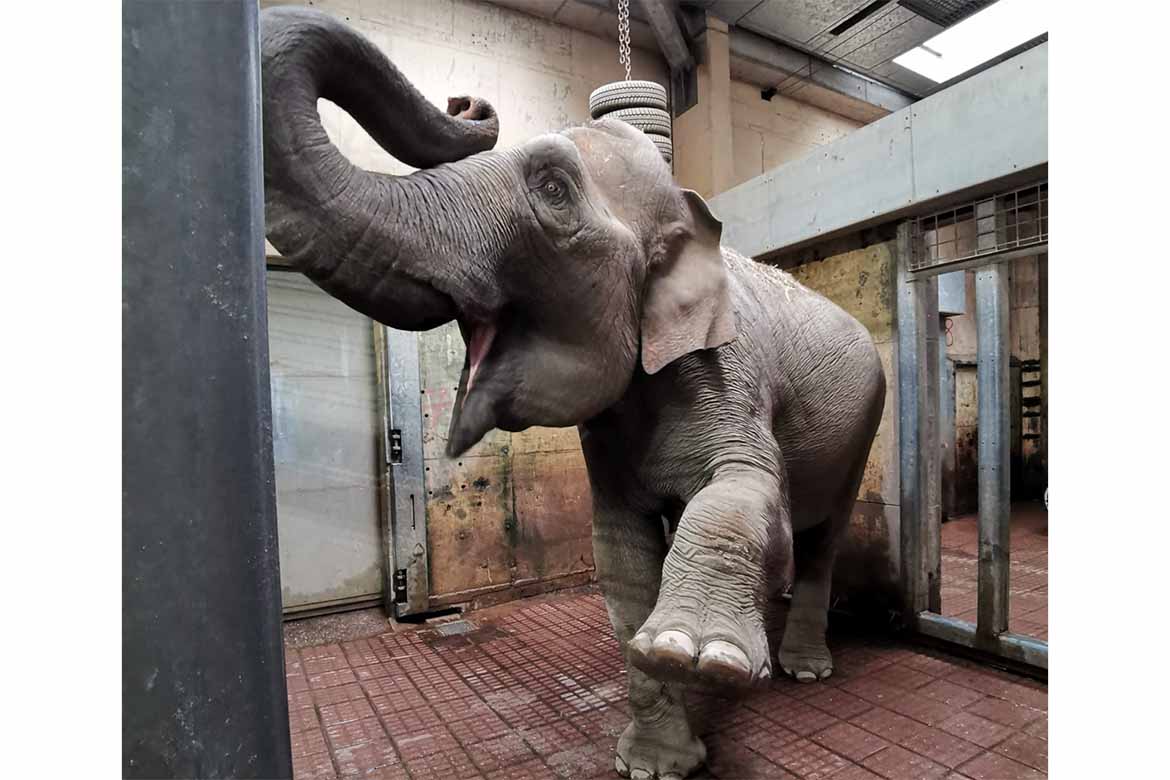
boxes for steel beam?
[122,1,291,776]
[976,263,1011,638]
[897,222,942,617]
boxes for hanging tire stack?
[588,80,672,165]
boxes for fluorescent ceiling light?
[893,0,1048,83]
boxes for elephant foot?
[778,620,833,682]
[615,716,707,780]
[627,599,771,689]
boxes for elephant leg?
[779,457,868,682]
[594,501,707,780]
[628,467,789,690]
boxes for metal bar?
[373,324,397,615]
[939,353,958,520]
[916,612,1047,669]
[976,263,1011,638]
[908,243,1048,279]
[897,222,942,618]
[1038,254,1048,482]
[385,328,430,617]
[122,1,291,776]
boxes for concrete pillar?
[672,14,734,199]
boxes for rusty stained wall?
[787,241,901,611]
[945,256,1046,513]
[419,326,594,606]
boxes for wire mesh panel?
[910,182,1048,273]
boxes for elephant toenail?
[614,754,630,777]
[696,640,752,684]
[629,632,653,656]
[630,769,652,780]
[795,670,817,683]
[652,630,697,663]
[820,668,833,680]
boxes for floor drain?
[434,619,475,637]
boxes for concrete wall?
[787,241,902,610]
[728,80,862,190]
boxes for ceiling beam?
[640,0,695,73]
[729,26,914,115]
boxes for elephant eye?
[543,180,564,198]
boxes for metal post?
[975,262,1011,638]
[123,1,291,776]
[897,222,942,617]
[1038,254,1048,485]
[385,328,431,616]
[939,344,957,521]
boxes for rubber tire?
[604,107,671,137]
[650,134,673,163]
[589,80,668,118]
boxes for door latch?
[393,569,408,604]
[389,428,403,464]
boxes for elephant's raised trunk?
[261,6,518,329]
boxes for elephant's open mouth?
[465,322,497,393]
[447,317,503,457]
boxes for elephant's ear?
[640,189,738,375]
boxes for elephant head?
[262,7,737,456]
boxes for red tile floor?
[285,589,1047,780]
[940,501,1048,639]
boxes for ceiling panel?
[813,6,943,70]
[873,60,944,96]
[701,0,769,25]
[738,0,879,45]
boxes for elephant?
[261,8,886,779]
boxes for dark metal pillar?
[975,262,1011,638]
[123,1,292,777]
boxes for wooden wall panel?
[512,449,594,584]
[424,454,514,599]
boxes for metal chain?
[617,0,631,81]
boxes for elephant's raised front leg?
[629,466,790,689]
[593,498,707,780]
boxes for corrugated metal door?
[267,272,384,615]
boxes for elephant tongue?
[466,323,496,393]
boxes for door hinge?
[389,429,403,464]
[393,568,408,604]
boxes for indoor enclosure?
[123,1,1049,779]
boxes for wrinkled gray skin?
[262,9,885,779]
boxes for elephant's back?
[721,246,886,484]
